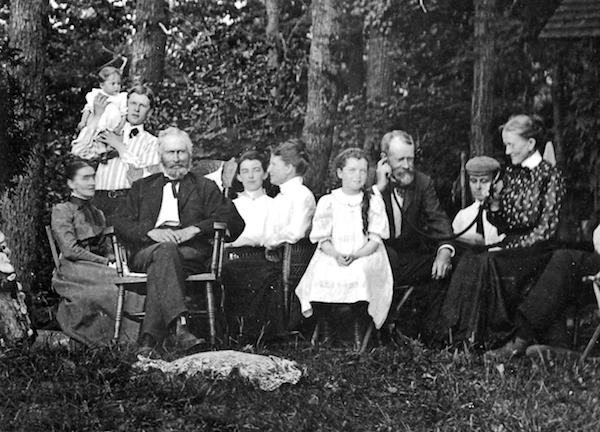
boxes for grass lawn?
[2,335,600,432]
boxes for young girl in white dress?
[295,148,393,341]
[71,66,128,160]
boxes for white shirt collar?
[239,189,266,200]
[279,176,304,194]
[521,150,542,169]
[125,122,145,136]
[71,193,92,201]
[332,188,363,206]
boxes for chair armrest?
[104,226,128,277]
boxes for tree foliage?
[0,0,599,295]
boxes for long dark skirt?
[426,244,555,349]
[222,247,285,344]
[52,259,144,347]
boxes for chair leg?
[360,322,374,354]
[205,281,217,346]
[114,284,125,340]
[572,308,580,349]
[580,323,600,363]
[353,318,363,351]
[395,286,415,316]
[311,321,320,346]
[312,318,334,346]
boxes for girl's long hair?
[334,147,371,236]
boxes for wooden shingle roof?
[539,0,600,39]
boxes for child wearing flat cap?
[453,156,505,246]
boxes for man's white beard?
[162,160,191,180]
[393,169,415,187]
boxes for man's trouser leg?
[517,249,600,342]
[131,242,206,341]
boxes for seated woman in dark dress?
[51,160,143,347]
[428,114,565,352]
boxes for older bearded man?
[373,130,456,335]
[112,127,245,355]
[375,130,455,284]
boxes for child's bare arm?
[113,114,127,135]
[319,239,341,259]
[351,239,378,259]
[77,110,91,131]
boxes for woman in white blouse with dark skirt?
[223,143,316,344]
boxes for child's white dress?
[295,188,393,328]
[71,88,128,158]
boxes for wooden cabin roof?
[539,0,600,39]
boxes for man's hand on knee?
[431,248,452,280]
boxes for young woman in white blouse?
[227,151,273,248]
[264,138,316,251]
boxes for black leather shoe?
[136,333,160,358]
[484,337,530,360]
[171,316,207,353]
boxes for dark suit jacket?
[381,171,454,254]
[111,172,245,257]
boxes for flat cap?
[465,156,500,175]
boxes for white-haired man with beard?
[112,127,245,355]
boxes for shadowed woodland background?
[1,0,599,318]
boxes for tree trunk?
[6,0,48,294]
[131,0,168,86]
[551,60,565,164]
[302,0,341,195]
[364,26,394,159]
[470,0,496,156]
[265,0,281,69]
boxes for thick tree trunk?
[9,0,47,135]
[364,26,394,159]
[302,0,341,195]
[470,0,496,156]
[6,0,48,294]
[131,0,168,86]
[265,0,281,69]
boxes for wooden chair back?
[45,225,61,270]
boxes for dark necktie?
[395,186,407,201]
[129,128,139,139]
[164,177,180,199]
[475,204,485,237]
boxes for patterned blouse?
[487,154,565,249]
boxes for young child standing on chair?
[71,66,127,160]
[295,148,393,345]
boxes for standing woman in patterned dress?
[428,114,565,352]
